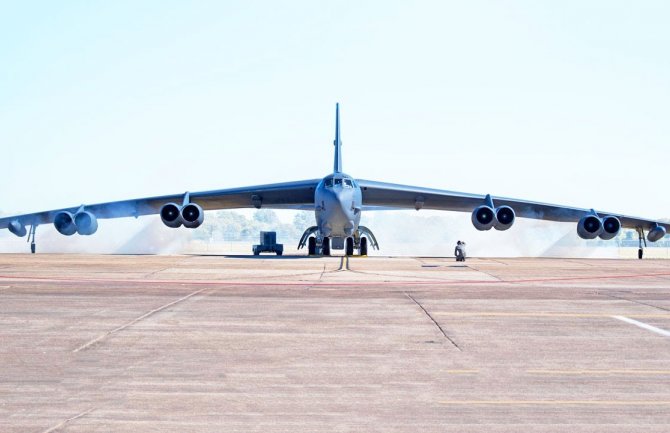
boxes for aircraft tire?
[346,237,354,256]
[323,237,331,256]
[308,237,316,255]
[638,248,643,259]
[360,237,368,256]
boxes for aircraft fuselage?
[314,172,362,239]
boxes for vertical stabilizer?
[333,103,342,173]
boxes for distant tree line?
[192,210,312,243]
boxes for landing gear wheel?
[638,248,643,260]
[345,237,354,256]
[308,237,316,255]
[31,242,36,254]
[322,237,331,256]
[276,251,282,256]
[360,237,368,256]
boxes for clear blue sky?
[1,1,669,222]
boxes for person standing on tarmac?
[455,240,466,262]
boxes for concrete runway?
[1,254,669,432]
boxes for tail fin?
[333,103,342,173]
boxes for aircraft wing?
[357,179,670,232]
[0,179,320,230]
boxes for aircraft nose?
[319,189,357,237]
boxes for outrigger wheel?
[637,228,645,260]
[346,237,354,256]
[308,237,316,255]
[322,237,331,256]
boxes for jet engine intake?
[8,220,27,237]
[648,225,667,243]
[181,203,204,229]
[471,205,496,231]
[577,215,603,239]
[598,216,621,240]
[494,206,515,231]
[54,211,77,236]
[74,211,98,235]
[160,203,183,228]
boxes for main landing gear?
[298,226,380,256]
[304,235,371,256]
[307,236,317,255]
[305,236,332,256]
[360,237,368,256]
[345,237,354,256]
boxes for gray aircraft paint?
[314,104,363,240]
[0,103,668,254]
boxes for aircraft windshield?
[324,177,354,188]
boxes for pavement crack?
[42,408,94,433]
[72,288,208,353]
[405,292,461,351]
[463,264,504,282]
[145,266,171,277]
[305,264,329,291]
[603,292,670,313]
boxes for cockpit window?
[325,177,355,188]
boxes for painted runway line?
[439,400,670,406]
[3,270,670,287]
[527,369,670,375]
[612,315,670,337]
[437,312,670,319]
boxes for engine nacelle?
[160,203,183,228]
[472,205,496,231]
[8,220,27,237]
[598,215,621,240]
[494,206,515,231]
[54,211,77,236]
[648,225,667,243]
[74,211,98,235]
[181,203,204,229]
[577,215,603,239]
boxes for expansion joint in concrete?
[405,292,461,351]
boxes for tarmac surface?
[1,254,669,432]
